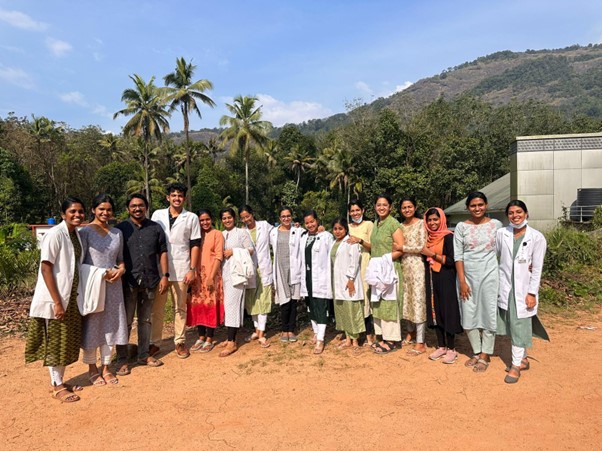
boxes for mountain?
[175,44,602,140]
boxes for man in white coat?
[150,183,201,359]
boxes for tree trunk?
[144,140,152,217]
[184,108,192,210]
[245,156,249,205]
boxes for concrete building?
[446,132,602,230]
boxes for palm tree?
[284,144,314,190]
[113,74,170,212]
[164,57,215,208]
[262,139,279,168]
[219,95,271,204]
[324,142,362,207]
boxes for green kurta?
[496,235,549,347]
[370,215,403,321]
[245,228,273,315]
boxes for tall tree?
[219,95,270,204]
[164,57,215,208]
[113,74,170,211]
[284,144,314,190]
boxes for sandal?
[407,348,426,356]
[465,355,479,367]
[288,334,298,343]
[373,341,398,354]
[313,341,325,355]
[52,387,80,403]
[244,333,259,343]
[219,341,238,357]
[258,337,271,348]
[200,341,215,353]
[337,341,352,350]
[137,356,164,367]
[116,362,131,376]
[102,372,119,385]
[504,365,521,384]
[89,373,106,387]
[473,358,490,373]
[190,339,206,352]
[401,338,416,346]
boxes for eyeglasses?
[280,215,292,219]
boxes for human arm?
[206,232,224,292]
[391,228,404,261]
[453,226,470,300]
[184,243,200,284]
[158,251,169,294]
[526,233,547,309]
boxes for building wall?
[510,134,602,230]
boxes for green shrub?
[0,223,39,294]
[543,225,601,275]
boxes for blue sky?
[1,0,601,134]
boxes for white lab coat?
[230,248,256,287]
[269,226,304,304]
[496,225,547,319]
[247,220,274,286]
[365,254,398,302]
[332,237,363,301]
[77,264,107,315]
[29,221,84,319]
[151,208,202,282]
[300,231,334,299]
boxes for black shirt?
[115,218,168,289]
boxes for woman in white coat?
[240,205,273,348]
[25,197,86,403]
[496,200,549,384]
[300,210,334,354]
[331,217,365,350]
[269,206,303,342]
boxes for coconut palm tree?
[164,57,215,208]
[219,95,271,204]
[284,144,314,190]
[113,74,170,212]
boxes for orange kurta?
[187,228,225,328]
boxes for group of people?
[25,183,549,404]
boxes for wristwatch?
[162,273,170,278]
[189,267,197,272]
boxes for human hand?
[525,293,537,309]
[459,281,471,301]
[420,246,432,257]
[184,270,196,285]
[107,267,124,283]
[53,303,65,320]
[206,279,214,293]
[346,280,356,297]
[223,249,233,259]
[159,276,169,294]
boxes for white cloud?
[0,8,47,31]
[390,81,413,95]
[91,104,113,119]
[256,94,333,126]
[93,52,103,62]
[59,91,88,107]
[0,44,24,53]
[46,38,72,57]
[0,66,35,89]
[354,81,373,96]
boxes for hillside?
[177,44,602,140]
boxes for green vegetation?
[540,225,602,312]
[0,224,39,295]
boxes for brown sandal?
[465,355,479,367]
[219,341,238,357]
[52,387,80,403]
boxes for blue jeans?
[116,284,157,360]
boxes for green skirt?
[334,299,366,338]
[25,297,82,367]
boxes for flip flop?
[244,333,259,343]
[200,341,215,353]
[137,357,164,367]
[102,372,119,385]
[406,348,425,356]
[258,337,271,348]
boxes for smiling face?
[93,202,113,224]
[61,203,85,231]
[507,205,528,226]
[167,190,185,210]
[348,204,364,223]
[400,200,416,220]
[467,197,488,220]
[375,197,392,220]
[304,215,319,234]
[240,210,255,229]
[332,223,347,240]
[221,212,235,231]
[127,198,147,221]
[279,209,293,229]
[426,213,441,232]
[199,213,213,233]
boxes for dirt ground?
[1,310,601,451]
